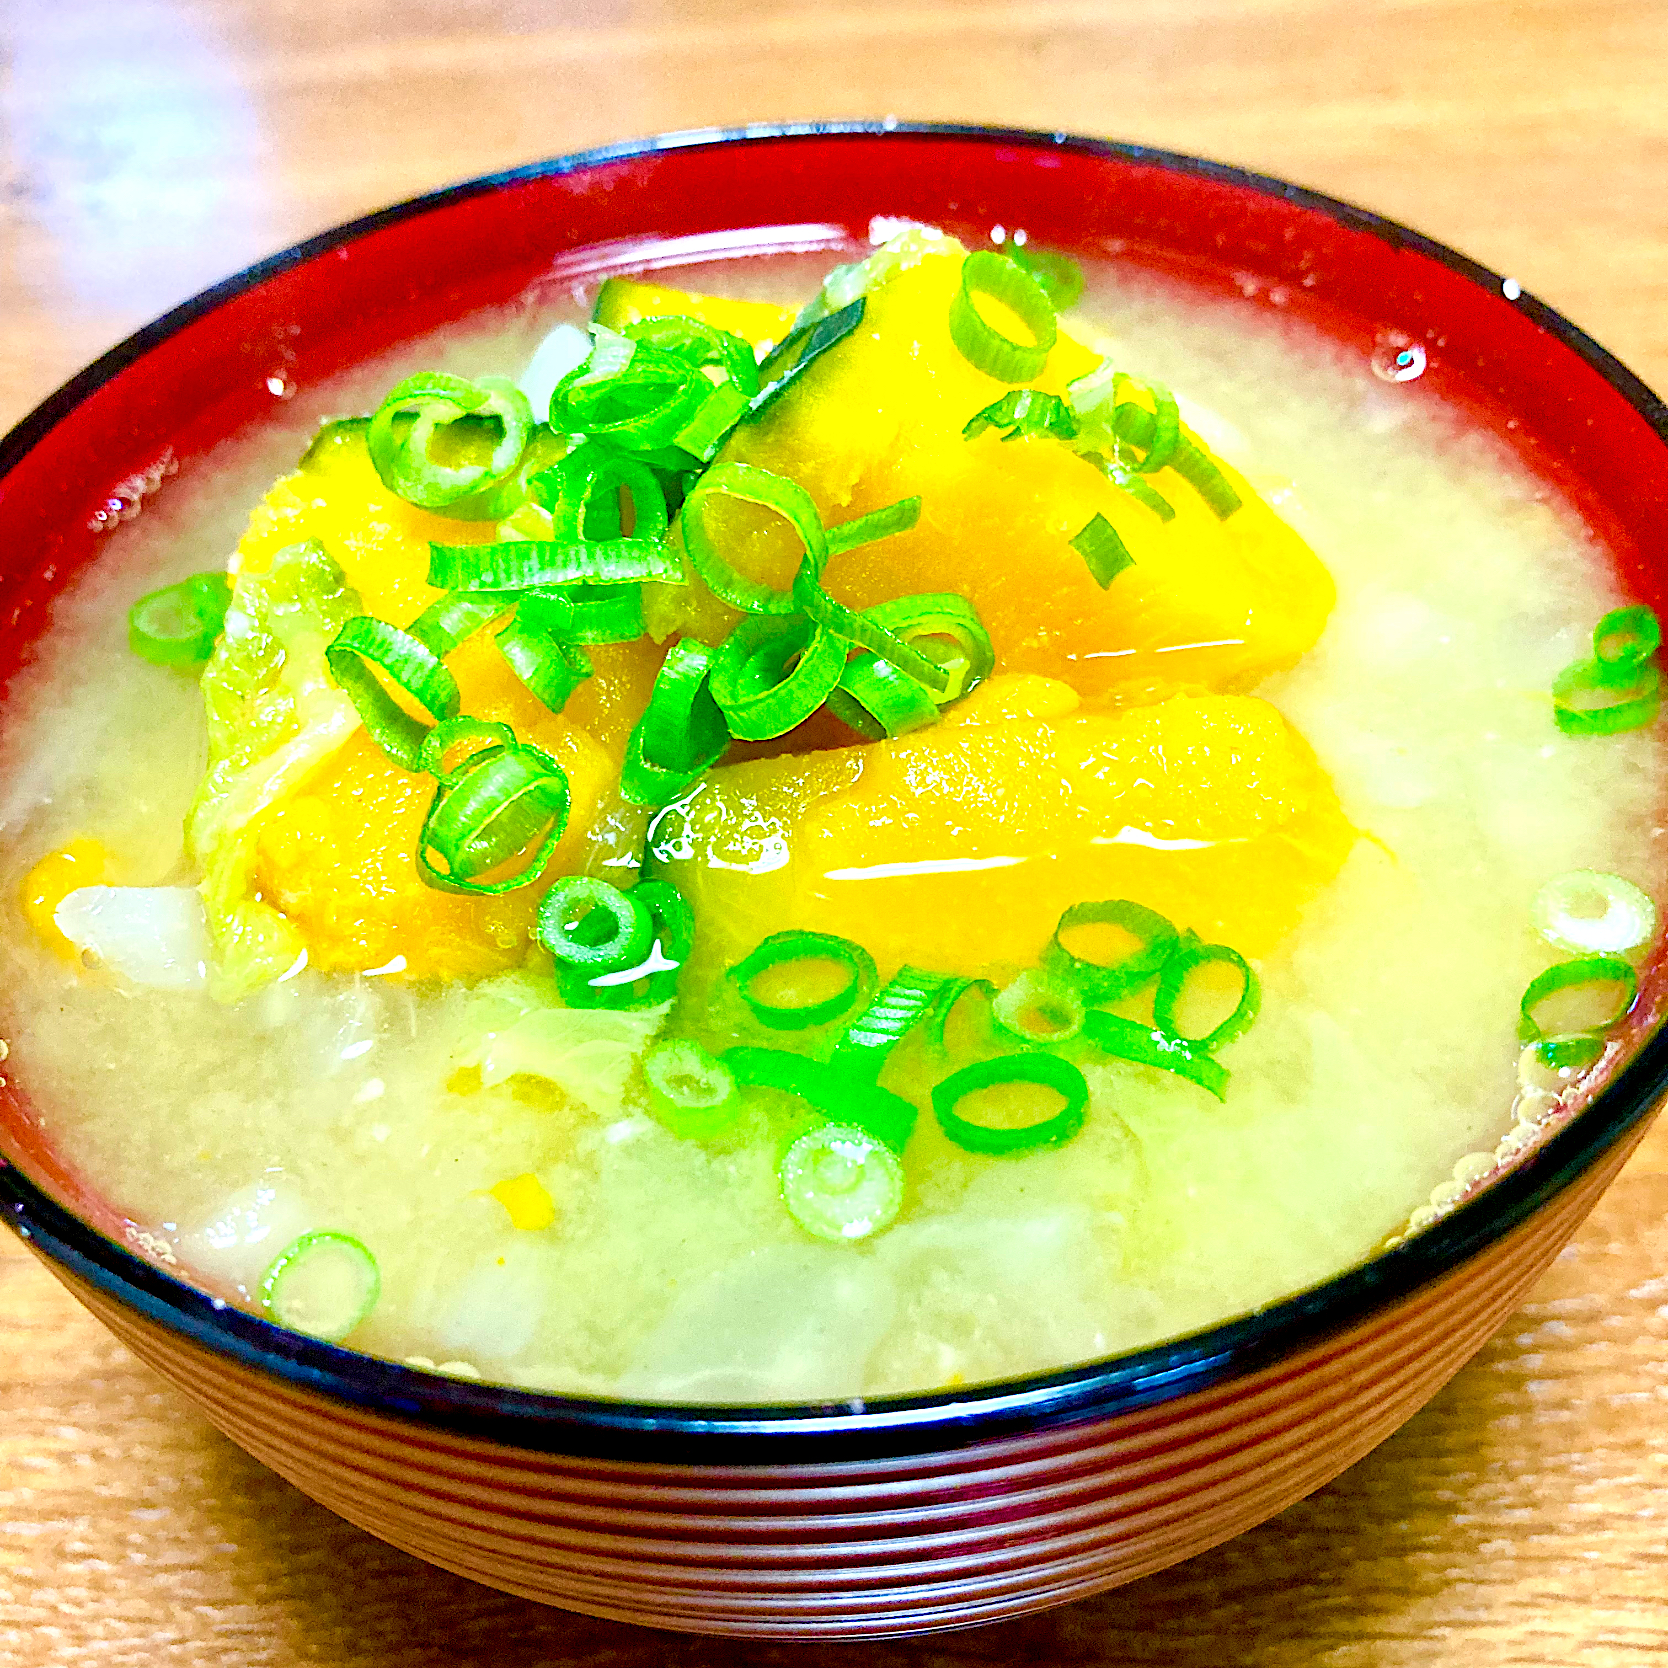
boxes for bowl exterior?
[32,1120,1642,1637]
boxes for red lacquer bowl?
[4,124,1668,1639]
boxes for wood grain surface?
[3,1,1667,1662]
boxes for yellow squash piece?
[593,277,800,356]
[654,237,1334,696]
[234,428,662,981]
[651,683,1357,981]
[490,1172,557,1231]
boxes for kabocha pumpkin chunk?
[223,428,660,982]
[649,683,1358,982]
[648,235,1334,695]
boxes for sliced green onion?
[1552,657,1662,736]
[725,1047,918,1154]
[792,574,951,694]
[1109,404,1241,517]
[672,380,753,462]
[927,977,997,1050]
[128,572,233,667]
[427,536,681,592]
[548,328,712,449]
[832,965,952,1078]
[516,581,646,646]
[536,876,653,972]
[1517,954,1638,1043]
[1081,451,1177,522]
[825,495,923,556]
[418,715,516,781]
[561,879,694,1008]
[827,652,943,739]
[779,1122,905,1242]
[932,1053,1089,1155]
[962,389,1078,444]
[991,970,1085,1046]
[1152,936,1261,1050]
[496,614,594,713]
[407,588,515,658]
[1112,374,1181,475]
[1046,899,1179,1001]
[1531,1031,1607,1074]
[1532,870,1657,958]
[854,593,995,705]
[1082,1010,1228,1100]
[534,444,670,546]
[948,250,1057,382]
[643,1039,740,1140]
[1592,605,1661,686]
[746,297,866,421]
[417,741,570,895]
[1071,512,1135,589]
[730,930,877,1031]
[368,372,533,510]
[624,315,760,395]
[678,461,828,615]
[621,639,729,805]
[326,615,461,771]
[1004,239,1085,310]
[710,613,846,740]
[259,1231,380,1342]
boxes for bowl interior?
[4,123,1668,1459]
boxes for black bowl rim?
[3,120,1667,1466]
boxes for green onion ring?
[407,589,515,658]
[725,1046,918,1154]
[624,315,760,395]
[128,572,233,667]
[1108,405,1242,518]
[827,652,943,740]
[932,1053,1089,1155]
[948,250,1058,383]
[927,977,997,1050]
[825,495,923,556]
[1152,936,1261,1050]
[496,615,594,713]
[1046,899,1180,1001]
[1551,658,1662,736]
[427,536,682,592]
[1592,605,1661,686]
[854,593,995,705]
[620,639,730,805]
[1082,1010,1229,1101]
[791,569,951,693]
[1004,240,1086,310]
[258,1230,380,1342]
[679,461,829,616]
[326,615,461,771]
[536,445,670,545]
[1071,512,1136,589]
[1517,954,1638,1043]
[1531,1032,1607,1074]
[779,1122,905,1242]
[558,879,694,1008]
[1531,869,1657,958]
[368,372,533,510]
[831,965,952,1079]
[991,970,1086,1046]
[643,1039,741,1140]
[1112,373,1181,475]
[961,389,1079,444]
[709,613,846,741]
[418,715,516,782]
[1081,451,1177,521]
[729,930,877,1031]
[416,741,570,895]
[536,876,654,972]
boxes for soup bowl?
[3,123,1668,1640]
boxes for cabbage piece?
[453,970,670,1117]
[186,539,362,1001]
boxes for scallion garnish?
[779,1122,905,1242]
[747,298,866,421]
[1082,1010,1229,1100]
[367,372,533,511]
[1081,451,1177,521]
[1097,399,1242,518]
[418,714,516,781]
[643,1039,740,1140]
[407,589,515,658]
[1531,870,1657,958]
[624,315,760,395]
[326,615,461,771]
[548,327,713,450]
[620,639,729,807]
[825,495,923,557]
[1552,605,1663,735]
[729,930,877,1031]
[791,571,952,694]
[495,610,594,713]
[1071,512,1135,589]
[561,879,695,1008]
[709,613,846,740]
[725,1045,918,1154]
[1517,954,1638,1043]
[827,651,942,739]
[678,461,828,615]
[426,536,681,592]
[416,738,570,895]
[962,389,1079,444]
[536,876,654,972]
[1592,605,1661,685]
[991,970,1085,1046]
[1111,373,1182,475]
[128,572,233,667]
[927,977,997,1051]
[1152,936,1261,1050]
[947,250,1057,383]
[832,965,952,1078]
[1046,899,1179,1000]
[931,1053,1090,1155]
[851,593,996,705]
[1530,1032,1607,1073]
[258,1230,380,1342]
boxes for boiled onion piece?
[54,885,210,990]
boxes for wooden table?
[3,2,1667,1661]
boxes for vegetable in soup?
[1,228,1660,1402]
